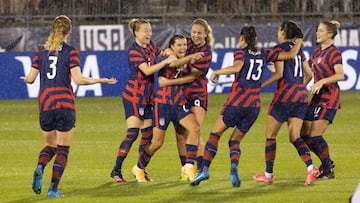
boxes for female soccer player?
[132,34,204,182]
[110,18,176,183]
[189,25,303,187]
[21,15,117,197]
[253,20,319,186]
[159,18,213,180]
[301,20,344,180]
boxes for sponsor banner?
[1,23,360,52]
[0,51,127,100]
[1,48,359,100]
[79,25,125,51]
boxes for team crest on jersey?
[139,107,144,116]
[159,118,165,126]
[313,106,322,118]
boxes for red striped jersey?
[183,38,212,104]
[271,42,308,103]
[122,40,162,104]
[309,45,342,109]
[31,43,79,112]
[154,56,187,105]
[225,48,277,107]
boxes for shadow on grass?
[7,178,309,202]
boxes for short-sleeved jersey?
[309,45,342,109]
[31,43,79,112]
[224,48,277,108]
[182,38,212,105]
[154,56,187,106]
[271,42,308,103]
[122,40,162,105]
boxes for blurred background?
[0,0,359,26]
[1,0,360,52]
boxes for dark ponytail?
[240,26,257,52]
[280,20,303,40]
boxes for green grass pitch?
[1,91,359,203]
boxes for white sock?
[307,164,315,172]
[185,163,194,168]
[265,172,273,178]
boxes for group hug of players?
[23,15,343,197]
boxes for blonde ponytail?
[322,19,340,39]
[44,15,71,54]
[330,20,340,30]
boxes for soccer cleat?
[47,190,64,198]
[132,165,148,182]
[304,167,320,186]
[230,163,241,187]
[319,160,335,174]
[318,161,335,180]
[180,167,189,181]
[144,171,153,182]
[189,169,209,186]
[317,168,335,180]
[32,168,43,194]
[110,169,127,183]
[182,165,196,181]
[253,172,274,184]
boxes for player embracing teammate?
[189,25,304,187]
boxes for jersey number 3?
[47,56,58,79]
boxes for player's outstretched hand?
[20,76,33,84]
[101,77,118,84]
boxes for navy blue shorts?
[221,106,260,133]
[186,97,207,110]
[173,122,186,134]
[122,97,153,120]
[268,102,307,123]
[153,103,192,131]
[39,108,75,132]
[304,104,337,123]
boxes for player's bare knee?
[187,123,200,136]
